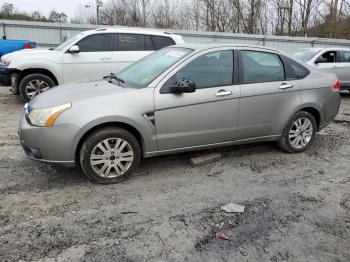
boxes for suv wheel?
[278,111,317,153]
[19,73,55,102]
[80,127,141,184]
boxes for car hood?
[29,79,133,108]
[3,48,59,60]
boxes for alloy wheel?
[90,138,134,178]
[288,117,313,149]
[25,79,50,98]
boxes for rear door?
[62,33,113,83]
[335,50,350,88]
[111,34,177,73]
[237,50,302,140]
[154,49,240,151]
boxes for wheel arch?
[299,107,321,130]
[74,122,145,164]
[16,68,59,93]
[280,105,322,135]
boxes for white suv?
[0,28,184,101]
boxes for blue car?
[0,39,36,85]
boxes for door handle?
[278,83,294,90]
[100,57,111,61]
[215,90,233,97]
[332,65,337,69]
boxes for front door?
[62,33,113,83]
[314,50,338,74]
[154,50,240,151]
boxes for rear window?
[293,49,320,62]
[152,36,175,50]
[282,56,310,80]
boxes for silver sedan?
[19,44,341,184]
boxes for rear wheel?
[278,111,317,153]
[80,127,141,184]
[19,73,55,102]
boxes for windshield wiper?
[103,73,125,85]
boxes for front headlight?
[0,59,10,67]
[27,103,72,127]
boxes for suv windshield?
[54,34,82,51]
[117,47,193,88]
[293,49,321,62]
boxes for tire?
[80,127,141,184]
[278,111,317,153]
[19,73,55,102]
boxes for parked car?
[293,47,350,91]
[19,44,341,184]
[0,28,184,102]
[0,39,36,85]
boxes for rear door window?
[339,51,350,62]
[240,51,285,83]
[152,36,175,50]
[76,34,112,52]
[115,34,145,51]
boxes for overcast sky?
[3,0,91,18]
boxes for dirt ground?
[0,86,349,262]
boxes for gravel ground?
[0,86,349,262]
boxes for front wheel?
[19,73,55,102]
[278,111,317,153]
[80,127,141,184]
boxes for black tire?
[80,127,141,184]
[19,73,55,102]
[278,111,317,153]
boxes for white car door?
[62,33,113,83]
[111,33,153,73]
[313,50,338,72]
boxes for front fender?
[8,56,62,84]
[70,115,157,159]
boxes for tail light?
[23,43,35,49]
[332,79,340,91]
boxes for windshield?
[117,47,193,88]
[54,34,82,51]
[293,49,320,62]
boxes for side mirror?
[68,45,80,54]
[167,78,196,94]
[315,57,328,64]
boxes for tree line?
[0,2,68,23]
[0,1,349,39]
[73,0,350,39]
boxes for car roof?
[84,27,177,37]
[170,43,281,53]
[295,47,350,52]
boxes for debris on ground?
[215,231,230,240]
[189,153,222,166]
[221,203,245,213]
